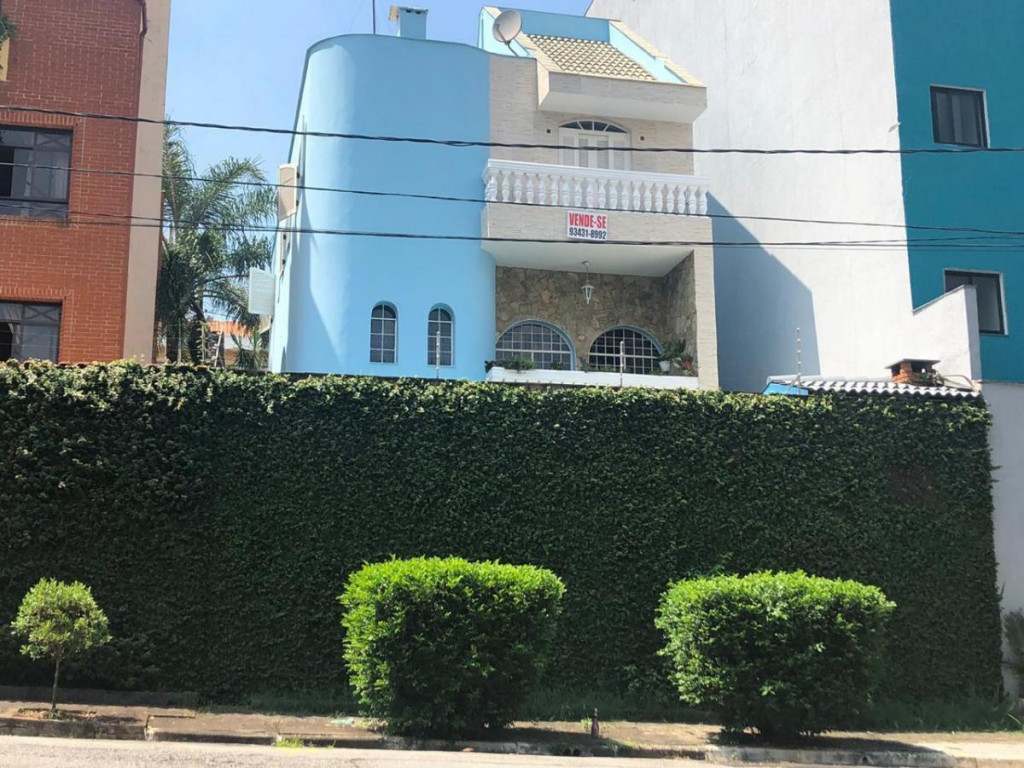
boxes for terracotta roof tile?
[528,35,656,81]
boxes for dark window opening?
[427,307,453,367]
[588,327,661,374]
[931,87,987,148]
[495,321,573,370]
[370,303,397,363]
[0,302,61,361]
[945,270,1005,334]
[0,126,72,217]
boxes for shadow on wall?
[709,196,820,392]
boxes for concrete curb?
[145,725,275,746]
[0,715,146,741]
[4,713,1023,768]
[708,744,959,768]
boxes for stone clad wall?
[495,257,697,368]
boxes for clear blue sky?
[166,0,590,177]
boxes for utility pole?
[372,0,376,34]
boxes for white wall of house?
[588,0,919,392]
[589,0,1022,690]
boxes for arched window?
[588,327,661,374]
[370,303,397,363]
[495,321,574,370]
[427,306,453,366]
[559,120,630,171]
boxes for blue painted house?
[265,6,721,389]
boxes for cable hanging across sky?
[17,208,1024,252]
[5,104,1024,155]
[4,159,1024,240]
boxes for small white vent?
[248,268,276,315]
[277,163,298,221]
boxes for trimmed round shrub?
[657,571,895,738]
[340,557,565,738]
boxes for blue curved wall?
[270,34,494,379]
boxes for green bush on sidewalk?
[340,557,565,738]
[657,571,895,738]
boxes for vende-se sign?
[567,210,608,241]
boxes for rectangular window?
[0,126,72,217]
[931,87,988,148]
[945,270,1005,334]
[0,302,62,361]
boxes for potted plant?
[658,340,691,374]
[485,358,536,374]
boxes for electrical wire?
[4,159,1024,239]
[3,104,1024,155]
[15,208,1024,251]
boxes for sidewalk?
[1,698,1022,766]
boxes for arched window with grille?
[588,327,661,374]
[495,321,574,370]
[370,303,397,363]
[559,119,630,170]
[427,306,453,366]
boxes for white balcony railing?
[483,159,709,215]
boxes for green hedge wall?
[0,363,1002,701]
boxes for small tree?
[11,579,111,714]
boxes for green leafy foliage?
[11,579,111,711]
[159,126,275,363]
[0,12,18,45]
[657,572,894,737]
[0,362,1002,707]
[12,579,111,663]
[340,557,564,737]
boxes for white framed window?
[370,303,397,363]
[559,120,630,171]
[944,270,1006,335]
[931,86,988,148]
[588,327,661,374]
[427,306,453,366]
[495,321,574,370]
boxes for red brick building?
[0,0,170,363]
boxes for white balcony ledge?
[484,159,709,216]
[486,367,699,390]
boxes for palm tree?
[158,125,276,363]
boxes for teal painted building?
[892,0,1024,383]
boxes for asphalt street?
[0,736,708,768]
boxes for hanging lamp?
[581,261,594,305]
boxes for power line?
[18,208,1024,251]
[4,104,1024,155]
[5,159,1024,239]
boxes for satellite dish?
[492,10,523,46]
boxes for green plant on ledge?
[485,358,536,373]
[658,340,697,376]
[0,10,18,45]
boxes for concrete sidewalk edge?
[3,710,1022,768]
[142,723,1023,767]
